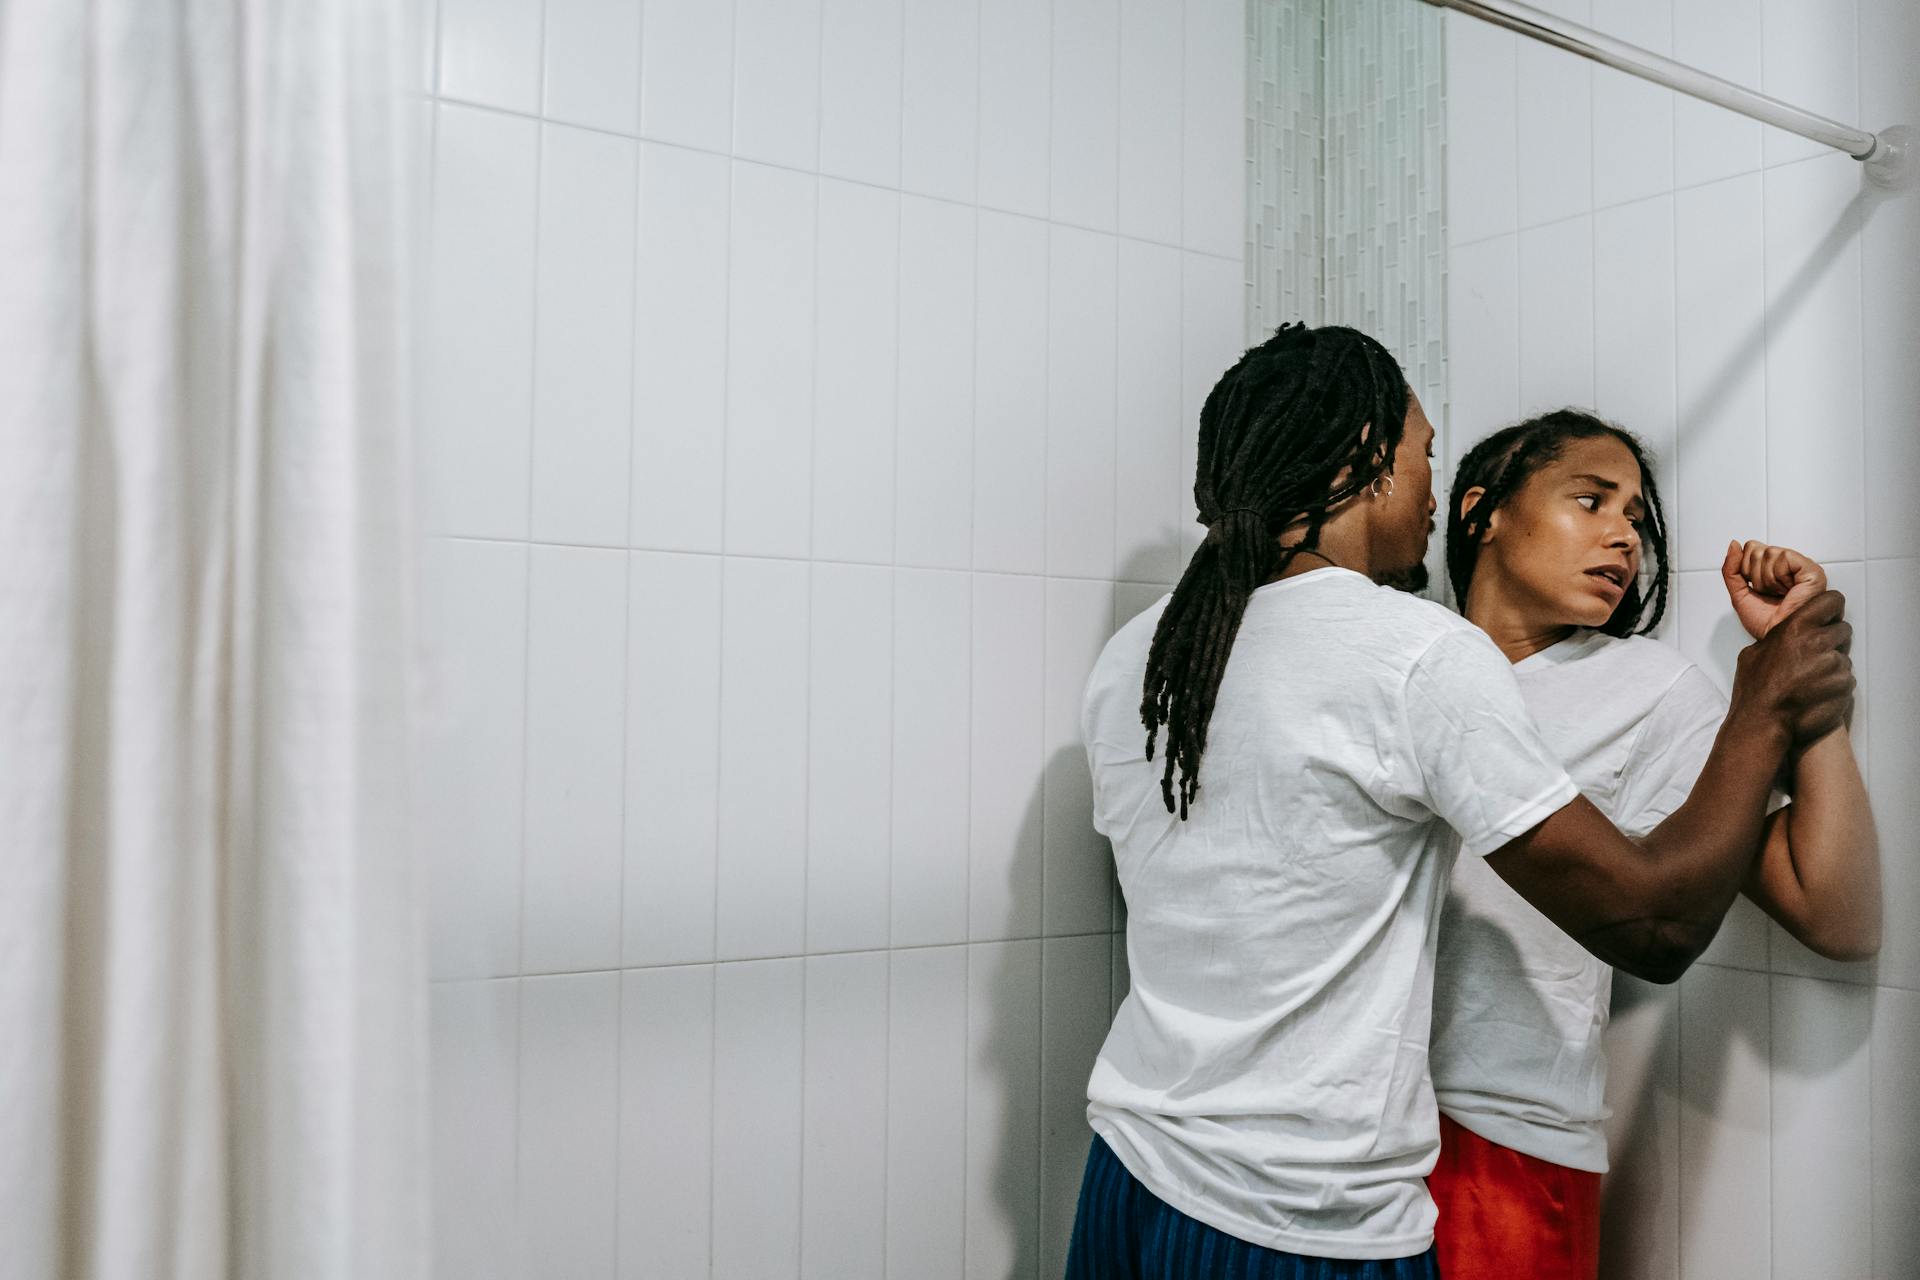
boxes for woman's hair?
[1141,322,1409,818]
[1445,408,1671,637]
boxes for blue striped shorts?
[1064,1134,1441,1280]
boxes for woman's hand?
[1722,540,1828,639]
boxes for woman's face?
[1467,434,1647,629]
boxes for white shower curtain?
[0,2,424,1277]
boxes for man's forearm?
[1631,705,1791,936]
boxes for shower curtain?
[0,1,424,1277]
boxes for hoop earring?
[1370,475,1395,499]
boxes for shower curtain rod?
[1418,0,1913,189]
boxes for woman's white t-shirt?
[1081,568,1579,1260]
[1430,629,1731,1173]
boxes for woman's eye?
[1575,495,1599,511]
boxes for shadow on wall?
[1677,182,1882,440]
[973,542,1174,1275]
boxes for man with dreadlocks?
[1062,323,1854,1278]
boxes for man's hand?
[1728,588,1854,747]
[1723,539,1827,639]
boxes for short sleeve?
[1613,665,1727,837]
[1402,628,1581,859]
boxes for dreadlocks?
[1140,322,1410,818]
[1446,408,1672,638]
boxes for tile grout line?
[708,3,741,1271]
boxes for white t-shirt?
[1081,567,1579,1260]
[1430,629,1730,1173]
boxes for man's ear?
[1459,486,1496,540]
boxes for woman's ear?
[1459,487,1496,539]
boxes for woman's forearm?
[1748,727,1882,960]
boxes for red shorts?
[1428,1113,1602,1280]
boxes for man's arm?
[1483,591,1854,984]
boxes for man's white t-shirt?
[1430,629,1731,1173]
[1081,567,1580,1260]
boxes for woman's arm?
[1744,729,1881,960]
[1722,541,1883,960]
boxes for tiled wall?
[1441,1,1920,1275]
[414,1,1247,1276]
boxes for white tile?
[978,0,1052,218]
[716,559,810,960]
[424,105,537,541]
[1518,215,1596,413]
[1863,160,1920,561]
[887,946,969,1278]
[419,539,525,981]
[801,952,888,1280]
[1445,14,1518,247]
[892,569,972,947]
[1115,240,1184,586]
[971,575,1046,942]
[430,981,521,1280]
[1113,582,1165,630]
[712,961,804,1279]
[418,0,442,98]
[726,162,816,560]
[625,553,722,968]
[542,0,643,133]
[1598,974,1680,1280]
[531,125,636,548]
[1867,559,1920,990]
[518,972,620,1278]
[1676,963,1771,1279]
[632,143,729,553]
[733,0,823,170]
[439,0,540,111]
[813,180,899,566]
[1591,0,1674,210]
[901,0,979,203]
[1671,569,1772,972]
[1181,0,1244,257]
[820,0,904,187]
[1180,253,1245,555]
[1117,0,1182,245]
[1051,0,1120,233]
[1039,934,1112,1279]
[807,564,893,954]
[1444,235,1521,472]
[1594,197,1677,511]
[619,965,714,1277]
[1873,984,1920,1279]
[522,546,627,974]
[896,196,976,569]
[1761,0,1859,168]
[965,939,1042,1280]
[1674,174,1768,573]
[1043,579,1115,936]
[1764,155,1866,564]
[1046,227,1118,579]
[972,211,1049,575]
[639,0,733,152]
[1517,44,1593,229]
[1671,0,1763,186]
[1861,0,1920,129]
[1769,974,1873,1279]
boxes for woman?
[1064,328,1851,1278]
[1426,409,1882,1280]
